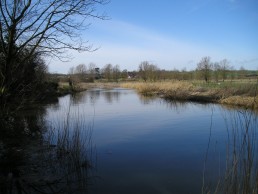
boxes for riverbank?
[121,81,258,109]
[58,80,258,109]
[58,82,121,94]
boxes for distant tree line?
[67,57,257,83]
[68,63,129,83]
[195,56,257,82]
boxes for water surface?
[44,88,257,194]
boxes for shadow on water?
[2,88,257,194]
[0,101,95,194]
[202,109,258,194]
[70,89,122,105]
[98,89,121,104]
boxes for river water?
[1,88,257,194]
[44,88,258,194]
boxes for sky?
[48,0,258,73]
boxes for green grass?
[191,80,257,97]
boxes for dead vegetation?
[121,81,258,109]
[58,80,258,109]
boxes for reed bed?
[121,81,258,109]
[203,110,258,194]
[121,81,196,100]
[122,81,218,103]
[59,80,257,108]
[122,81,193,93]
[6,107,96,194]
[220,96,258,109]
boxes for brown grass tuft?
[220,96,258,109]
[121,81,258,109]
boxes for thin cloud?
[48,19,257,73]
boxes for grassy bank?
[58,80,258,109]
[121,81,258,109]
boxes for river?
[1,88,257,194]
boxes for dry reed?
[121,81,258,109]
[203,110,258,194]
[60,80,258,108]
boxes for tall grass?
[121,81,258,109]
[222,110,258,194]
[203,109,258,194]
[121,81,194,98]
[35,104,96,193]
[1,105,96,194]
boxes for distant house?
[127,72,137,79]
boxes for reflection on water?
[1,88,257,194]
[203,109,258,193]
[70,88,122,106]
[43,89,258,194]
[0,102,95,193]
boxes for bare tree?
[87,62,96,82]
[102,63,112,81]
[148,63,159,81]
[121,69,128,80]
[75,64,87,81]
[220,59,230,82]
[112,64,120,82]
[75,64,87,74]
[213,62,220,82]
[0,0,108,102]
[138,61,159,82]
[139,61,149,82]
[196,56,213,83]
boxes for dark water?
[1,88,257,194]
[44,88,258,194]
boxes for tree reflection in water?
[0,104,95,194]
[69,89,122,105]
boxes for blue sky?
[48,0,258,73]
